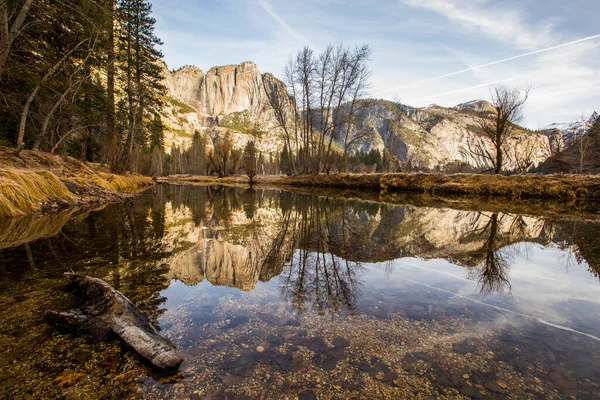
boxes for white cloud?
[400,0,559,50]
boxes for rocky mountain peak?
[160,60,554,171]
[454,100,495,113]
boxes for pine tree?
[188,130,206,175]
[280,146,291,175]
[116,0,165,171]
[243,141,257,184]
[148,112,164,151]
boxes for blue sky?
[152,0,600,127]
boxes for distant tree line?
[163,130,279,179]
[539,112,600,173]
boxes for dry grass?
[380,173,600,200]
[0,147,154,218]
[275,173,600,201]
[276,174,382,190]
[67,172,153,194]
[0,168,76,217]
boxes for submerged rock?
[44,273,183,373]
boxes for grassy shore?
[277,173,600,201]
[159,174,283,186]
[0,147,154,218]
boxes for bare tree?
[275,43,372,175]
[574,113,593,173]
[208,130,235,177]
[475,85,530,174]
[0,0,36,75]
[263,74,298,174]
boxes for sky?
[152,0,600,128]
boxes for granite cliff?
[161,61,554,171]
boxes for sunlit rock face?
[160,61,287,154]
[162,202,289,291]
[163,65,205,109]
[351,101,552,171]
[203,62,265,117]
[161,59,553,170]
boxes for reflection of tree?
[277,196,364,314]
[464,213,516,295]
[554,220,600,279]
[472,213,513,294]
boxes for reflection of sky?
[364,243,600,340]
[158,230,600,341]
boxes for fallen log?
[45,273,183,373]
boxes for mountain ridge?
[160,60,556,172]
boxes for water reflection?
[1,184,600,399]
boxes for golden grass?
[0,209,76,249]
[0,168,76,218]
[67,172,153,194]
[380,173,600,200]
[275,173,600,201]
[0,147,154,218]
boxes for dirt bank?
[0,147,154,218]
[276,173,600,201]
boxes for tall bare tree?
[474,85,530,174]
[274,43,372,175]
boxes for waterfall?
[202,75,208,130]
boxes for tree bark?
[0,0,36,75]
[45,274,183,372]
[106,0,117,170]
[14,38,87,155]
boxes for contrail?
[376,34,600,96]
[363,263,600,343]
[415,77,516,102]
[257,0,313,46]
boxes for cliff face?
[350,101,552,171]
[161,61,553,170]
[160,61,287,153]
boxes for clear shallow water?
[0,184,599,399]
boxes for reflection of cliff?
[157,185,600,300]
[163,188,293,291]
[167,238,285,291]
[317,204,550,266]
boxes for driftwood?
[45,273,183,372]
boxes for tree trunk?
[106,0,117,170]
[14,39,87,155]
[45,274,183,372]
[0,0,36,75]
[494,147,502,174]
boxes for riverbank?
[0,147,154,218]
[277,173,600,201]
[158,174,283,187]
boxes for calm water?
[1,184,599,399]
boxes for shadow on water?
[0,183,600,398]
